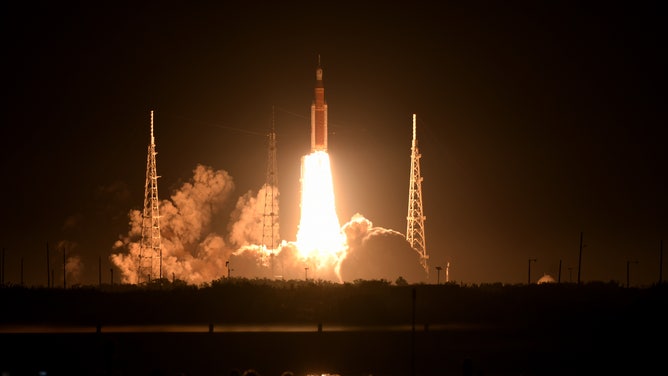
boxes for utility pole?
[63,245,66,289]
[577,232,583,285]
[411,287,416,376]
[528,258,537,284]
[1,247,4,287]
[435,266,442,285]
[626,260,638,288]
[46,243,50,288]
[659,239,664,284]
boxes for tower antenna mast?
[139,110,162,284]
[262,106,280,274]
[406,114,429,274]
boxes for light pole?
[659,240,663,284]
[626,260,638,288]
[577,232,584,284]
[568,266,573,283]
[435,266,442,285]
[528,258,537,284]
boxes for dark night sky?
[1,1,666,286]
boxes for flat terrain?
[1,281,666,375]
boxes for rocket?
[310,59,328,152]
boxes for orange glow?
[295,151,345,271]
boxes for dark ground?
[1,281,666,375]
[0,324,660,376]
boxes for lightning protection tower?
[406,113,429,274]
[139,110,162,284]
[262,107,279,272]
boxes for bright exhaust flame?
[296,151,345,269]
[111,153,428,284]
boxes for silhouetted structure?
[139,110,162,283]
[406,114,429,274]
[528,258,537,284]
[262,107,279,275]
[577,231,583,284]
[659,239,664,284]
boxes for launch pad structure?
[130,62,429,284]
[406,114,429,274]
[138,110,163,284]
[262,106,280,274]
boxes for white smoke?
[228,191,262,248]
[111,164,236,284]
[338,213,428,284]
[65,254,84,285]
[51,240,84,286]
[111,165,427,285]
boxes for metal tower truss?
[262,107,280,273]
[139,110,162,284]
[406,113,429,274]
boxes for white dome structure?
[537,274,556,284]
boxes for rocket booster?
[311,62,328,152]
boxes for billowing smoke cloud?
[337,213,428,284]
[228,188,264,248]
[65,254,83,285]
[51,240,84,286]
[111,165,428,285]
[111,164,236,284]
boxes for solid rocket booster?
[311,62,327,152]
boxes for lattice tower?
[139,110,162,284]
[262,106,280,275]
[406,113,429,274]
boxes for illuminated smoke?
[289,150,427,283]
[111,164,235,284]
[65,254,83,285]
[110,161,427,285]
[338,214,428,284]
[228,183,279,250]
[51,240,84,286]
